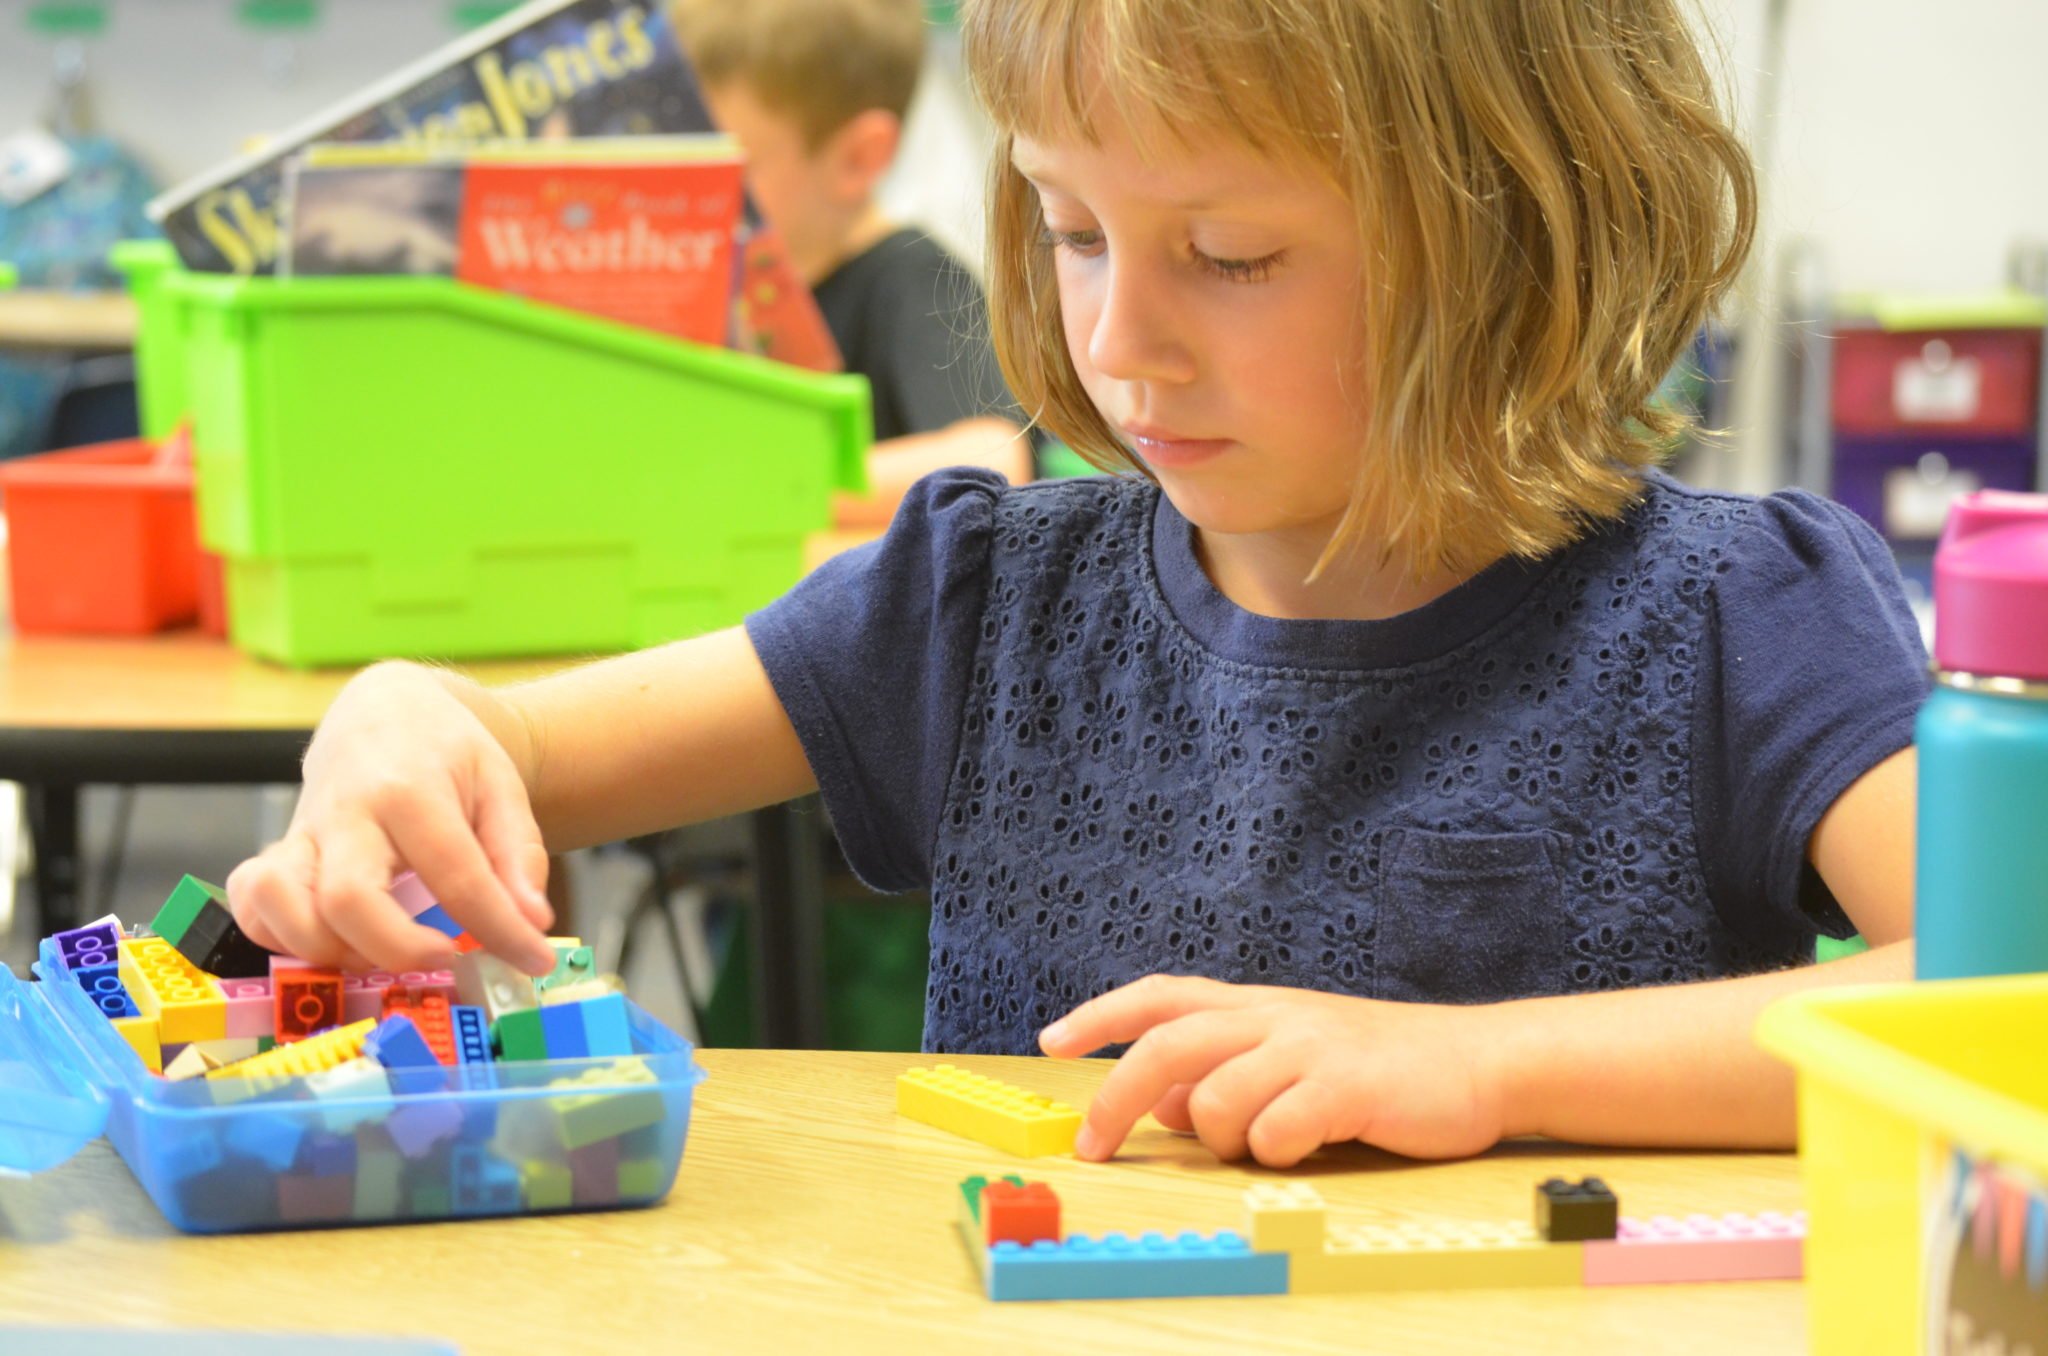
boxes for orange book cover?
[457,157,744,346]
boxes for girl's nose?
[1086,257,1196,386]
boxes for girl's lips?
[1124,430,1235,468]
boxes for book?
[146,0,839,370]
[284,138,747,349]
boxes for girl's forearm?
[1493,940,1913,1148]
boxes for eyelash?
[1038,227,1285,284]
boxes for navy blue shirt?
[746,469,1930,1054]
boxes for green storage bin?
[110,240,193,441]
[141,260,867,667]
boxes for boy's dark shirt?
[812,227,1025,443]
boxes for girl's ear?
[825,108,903,200]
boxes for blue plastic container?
[0,940,705,1232]
[1916,492,2048,981]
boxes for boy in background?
[674,0,1034,524]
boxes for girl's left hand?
[1039,974,1514,1167]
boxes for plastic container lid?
[1933,491,2048,683]
[0,962,110,1174]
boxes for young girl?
[229,0,1927,1170]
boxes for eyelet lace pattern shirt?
[746,469,1929,1054]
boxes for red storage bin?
[1832,327,2041,437]
[0,438,202,634]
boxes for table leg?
[25,782,82,938]
[750,799,828,1049]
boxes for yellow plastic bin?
[1757,974,2048,1354]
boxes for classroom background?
[2,0,2047,1046]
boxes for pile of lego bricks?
[39,873,674,1225]
[952,1174,1806,1301]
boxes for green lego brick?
[520,1157,573,1210]
[549,1058,665,1150]
[409,1181,451,1219]
[352,1147,403,1220]
[492,1007,551,1062]
[148,875,221,948]
[534,941,597,997]
[618,1158,667,1199]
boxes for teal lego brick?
[983,1230,1289,1301]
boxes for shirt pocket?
[1373,827,1572,1005]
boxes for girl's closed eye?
[1037,224,1287,285]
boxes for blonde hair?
[964,0,1757,573]
[672,0,928,150]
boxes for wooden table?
[0,291,138,351]
[0,620,833,1047]
[0,1050,1806,1353]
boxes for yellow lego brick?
[204,1018,375,1102]
[1243,1182,1329,1254]
[548,1056,664,1149]
[110,1015,161,1073]
[897,1065,1082,1157]
[1290,1219,1583,1294]
[118,937,226,1043]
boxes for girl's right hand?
[226,662,559,977]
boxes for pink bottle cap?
[1934,491,2048,681]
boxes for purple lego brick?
[388,1097,464,1159]
[53,920,121,971]
[1582,1212,1806,1285]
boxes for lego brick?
[117,937,226,1043]
[204,1017,376,1102]
[983,1179,1062,1246]
[390,870,436,918]
[1536,1176,1620,1242]
[569,1136,621,1207]
[163,1044,220,1081]
[278,1173,354,1223]
[159,1127,227,1182]
[897,1065,1082,1157]
[110,1014,161,1073]
[1244,1181,1330,1254]
[340,971,396,1025]
[453,950,538,1023]
[618,1156,669,1201]
[493,1007,552,1062]
[534,940,597,997]
[1581,1212,1806,1286]
[388,1096,464,1158]
[73,964,140,1019]
[223,1108,306,1171]
[984,1231,1289,1301]
[183,1036,263,1064]
[152,876,271,978]
[52,919,121,971]
[550,1057,665,1150]
[576,993,633,1057]
[300,1130,358,1177]
[1292,1220,1584,1295]
[539,1000,590,1059]
[217,976,274,1038]
[521,1156,575,1210]
[451,1003,493,1066]
[410,1181,452,1218]
[381,991,457,1065]
[539,978,618,1007]
[365,1014,443,1094]
[354,1144,405,1219]
[304,1056,395,1131]
[450,1143,522,1217]
[272,960,345,1042]
[414,902,467,940]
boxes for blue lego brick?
[299,1131,358,1178]
[159,1126,227,1182]
[985,1231,1289,1301]
[451,1143,522,1217]
[538,1001,590,1059]
[73,963,140,1018]
[415,903,467,940]
[573,993,632,1058]
[365,1013,443,1095]
[452,1004,493,1065]
[450,1003,499,1136]
[223,1108,306,1171]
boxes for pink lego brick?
[217,977,274,1038]
[569,1136,621,1208]
[1582,1212,1806,1286]
[277,1173,355,1223]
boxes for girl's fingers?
[471,752,554,931]
[1184,1049,1306,1163]
[231,831,356,967]
[1244,1077,1342,1169]
[383,779,556,975]
[1075,1009,1265,1161]
[1150,1083,1197,1133]
[1041,973,1250,1058]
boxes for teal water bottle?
[1915,492,2048,980]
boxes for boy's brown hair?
[964,0,1757,575]
[672,0,929,150]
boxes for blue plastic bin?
[0,940,705,1232]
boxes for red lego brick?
[273,966,344,1043]
[982,1179,1062,1246]
[381,990,457,1066]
